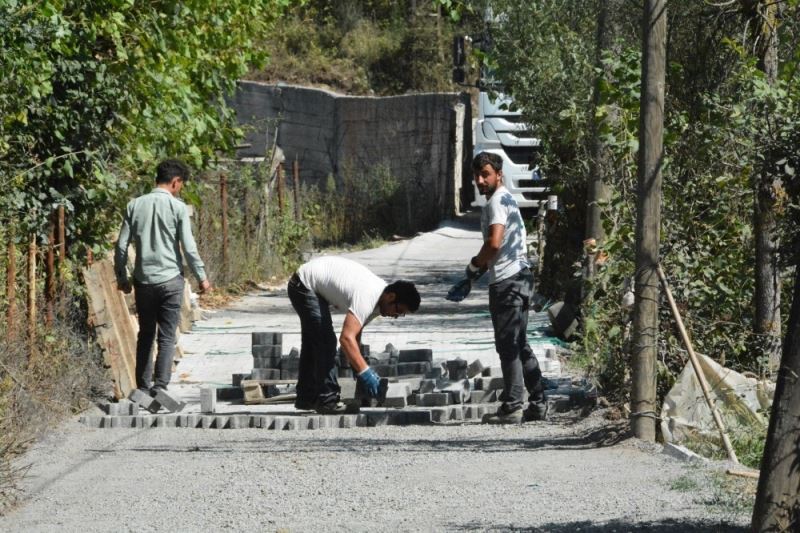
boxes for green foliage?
[0,0,291,255]
[482,0,800,401]
[301,163,410,246]
[251,0,463,95]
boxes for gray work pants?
[489,268,543,411]
[134,275,184,390]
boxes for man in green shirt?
[114,159,211,395]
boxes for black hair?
[384,280,420,312]
[471,151,503,174]
[156,159,191,185]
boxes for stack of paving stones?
[81,346,597,431]
[251,331,283,380]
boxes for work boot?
[523,400,549,422]
[482,404,523,425]
[315,400,348,415]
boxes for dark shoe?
[524,400,549,422]
[315,400,348,415]
[482,404,523,425]
[294,399,316,411]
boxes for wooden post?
[631,0,667,442]
[220,174,229,277]
[292,159,301,222]
[57,205,66,265]
[536,209,546,276]
[46,215,55,327]
[276,162,285,216]
[6,231,16,339]
[27,232,37,360]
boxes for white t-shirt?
[481,185,530,284]
[297,256,387,327]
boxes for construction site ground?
[0,214,752,532]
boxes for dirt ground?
[0,216,754,532]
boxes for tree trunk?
[752,264,800,531]
[631,0,667,442]
[6,230,16,339]
[585,0,615,251]
[746,0,783,373]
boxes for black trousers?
[489,268,544,410]
[287,274,340,405]
[134,275,184,390]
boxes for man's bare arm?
[340,312,367,372]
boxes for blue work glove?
[357,367,381,398]
[445,278,472,302]
[464,257,486,281]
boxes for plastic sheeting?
[660,353,774,445]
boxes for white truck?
[454,33,549,211]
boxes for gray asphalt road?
[0,216,753,532]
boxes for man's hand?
[199,279,212,293]
[445,278,472,302]
[464,257,486,281]
[357,367,381,398]
[118,280,132,294]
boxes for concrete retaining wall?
[230,82,472,231]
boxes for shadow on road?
[449,518,747,532]
[92,420,631,455]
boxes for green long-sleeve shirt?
[114,188,206,286]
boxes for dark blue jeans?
[489,268,544,411]
[288,274,340,406]
[134,275,185,390]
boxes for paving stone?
[215,416,230,429]
[280,369,299,380]
[481,366,503,377]
[424,363,446,379]
[252,332,283,346]
[156,415,179,428]
[217,386,244,401]
[152,389,186,413]
[448,407,465,421]
[307,416,323,430]
[446,359,468,380]
[253,355,282,369]
[396,362,431,376]
[419,379,437,393]
[250,368,281,380]
[201,415,215,429]
[129,389,161,413]
[254,415,273,429]
[136,415,156,429]
[467,359,485,378]
[180,414,201,428]
[398,349,433,363]
[416,393,450,407]
[382,396,408,408]
[200,386,216,414]
[252,344,281,358]
[228,415,251,429]
[231,373,250,387]
[429,408,448,423]
[80,415,103,428]
[372,364,397,377]
[470,390,487,404]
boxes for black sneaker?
[523,400,549,422]
[315,400,348,415]
[482,404,523,425]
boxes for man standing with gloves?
[447,152,547,424]
[288,256,420,414]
